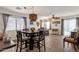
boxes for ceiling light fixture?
[52,15,60,19]
[29,6,37,21]
[16,6,37,21]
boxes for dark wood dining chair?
[22,28,29,32]
[16,31,30,52]
[27,32,39,50]
[33,31,46,52]
[38,30,46,52]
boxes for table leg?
[29,38,34,50]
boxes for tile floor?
[2,35,79,52]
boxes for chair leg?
[63,37,66,48]
[16,41,19,52]
[20,42,22,52]
[25,40,27,48]
[38,44,40,52]
[44,40,46,52]
[68,42,69,47]
[63,40,65,48]
[74,43,76,51]
[76,43,79,49]
[16,44,18,52]
[37,42,40,52]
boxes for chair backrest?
[16,31,22,41]
[74,32,79,43]
[25,33,31,37]
[71,32,76,38]
[39,30,45,40]
[32,32,39,37]
[39,30,45,36]
[74,32,79,39]
[23,28,29,32]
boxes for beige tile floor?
[2,35,79,52]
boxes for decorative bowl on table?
[31,28,35,32]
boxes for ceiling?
[1,6,79,18]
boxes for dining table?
[22,31,39,50]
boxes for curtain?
[23,17,27,28]
[76,17,79,31]
[63,18,76,36]
[3,14,9,35]
[61,19,64,35]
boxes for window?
[17,17,25,30]
[6,16,16,31]
[64,18,76,36]
[6,16,25,31]
[42,20,50,30]
[45,21,50,29]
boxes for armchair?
[63,32,79,51]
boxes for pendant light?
[52,15,60,19]
[29,6,37,21]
